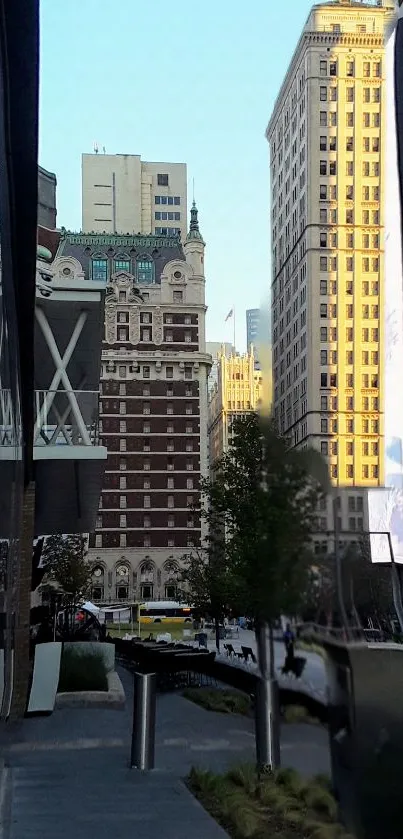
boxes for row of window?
[116,326,195,344]
[319,86,381,103]
[319,209,379,224]
[318,496,364,514]
[111,475,196,489]
[155,195,180,205]
[92,257,154,283]
[104,421,196,434]
[320,372,378,388]
[154,212,180,221]
[316,516,364,533]
[319,111,380,128]
[319,160,379,177]
[320,417,379,435]
[320,232,379,250]
[320,302,379,319]
[319,256,380,273]
[104,385,195,398]
[320,184,380,201]
[320,279,379,298]
[98,514,196,529]
[94,534,195,549]
[320,343,378,363]
[320,327,379,349]
[320,395,379,411]
[117,445,197,465]
[91,584,179,602]
[328,464,379,480]
[102,494,195,510]
[154,227,181,236]
[105,400,195,415]
[320,136,379,152]
[319,59,381,78]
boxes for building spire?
[186,200,205,243]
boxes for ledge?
[55,670,125,710]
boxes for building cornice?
[266,30,385,140]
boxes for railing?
[34,389,100,447]
[298,622,388,643]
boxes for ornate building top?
[185,201,205,245]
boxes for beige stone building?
[82,153,187,241]
[208,348,262,468]
[266,0,395,552]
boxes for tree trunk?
[214,615,220,652]
[254,620,280,774]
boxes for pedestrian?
[283,622,295,669]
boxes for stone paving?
[0,666,330,839]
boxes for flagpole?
[233,305,236,353]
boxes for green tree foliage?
[41,534,91,608]
[199,413,329,625]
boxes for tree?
[199,412,329,771]
[41,534,92,610]
[181,541,241,651]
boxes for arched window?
[114,254,131,274]
[137,256,154,285]
[140,560,155,600]
[91,254,108,282]
[91,565,104,602]
[163,560,179,600]
[115,563,129,601]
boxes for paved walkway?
[0,667,330,839]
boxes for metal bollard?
[130,671,157,770]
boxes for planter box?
[55,670,125,710]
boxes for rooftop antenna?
[192,177,195,202]
[94,141,99,154]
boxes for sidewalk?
[0,667,330,839]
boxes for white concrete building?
[82,153,187,241]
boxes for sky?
[39,0,312,351]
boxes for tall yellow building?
[266,0,394,547]
[208,348,263,467]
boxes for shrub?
[188,763,354,839]
[183,687,251,716]
[58,647,108,692]
[283,704,322,726]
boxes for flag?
[225,308,233,322]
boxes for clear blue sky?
[39,0,312,350]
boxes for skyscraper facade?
[82,153,187,241]
[208,348,262,468]
[266,0,394,545]
[73,204,210,603]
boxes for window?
[320,303,327,318]
[157,173,169,185]
[320,280,327,295]
[329,162,336,176]
[346,186,354,200]
[362,186,370,201]
[165,330,173,342]
[320,60,327,76]
[329,61,337,75]
[373,61,381,78]
[119,365,126,378]
[92,258,108,282]
[119,514,126,528]
[320,373,327,387]
[320,86,327,101]
[320,350,327,364]
[166,365,173,379]
[372,138,379,153]
[120,439,126,452]
[320,327,327,341]
[321,396,328,411]
[320,160,327,176]
[143,366,150,379]
[320,233,327,248]
[320,185,327,200]
[362,161,370,177]
[320,111,327,126]
[143,423,150,434]
[346,137,353,152]
[95,534,102,548]
[363,62,370,77]
[167,495,174,508]
[167,477,174,489]
[114,259,130,273]
[173,290,182,303]
[120,420,126,433]
[346,257,354,272]
[346,60,354,77]
[120,458,126,471]
[184,331,192,343]
[185,365,193,380]
[320,136,327,151]
[137,260,154,284]
[120,495,127,509]
[346,112,354,127]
